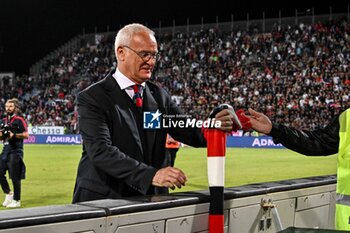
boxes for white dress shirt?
[112,69,145,99]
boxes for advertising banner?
[28,126,65,135]
[24,135,283,148]
[24,134,81,144]
[226,136,284,148]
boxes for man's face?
[5,102,15,116]
[117,31,158,84]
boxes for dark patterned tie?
[132,84,143,108]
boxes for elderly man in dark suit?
[72,23,237,203]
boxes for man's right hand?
[246,108,273,135]
[152,167,187,190]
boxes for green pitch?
[173,147,337,192]
[0,144,337,209]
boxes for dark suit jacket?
[72,70,206,203]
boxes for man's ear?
[116,46,125,61]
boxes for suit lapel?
[143,84,159,164]
[104,74,143,154]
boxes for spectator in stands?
[0,98,29,208]
[244,107,350,230]
[72,23,236,203]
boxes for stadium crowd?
[0,17,349,133]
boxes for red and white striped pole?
[205,104,244,233]
[206,128,226,233]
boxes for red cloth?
[202,108,252,138]
[234,109,252,131]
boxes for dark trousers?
[0,159,11,194]
[9,154,21,201]
[165,148,179,167]
[1,150,22,201]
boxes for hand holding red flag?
[234,109,252,131]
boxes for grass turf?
[0,145,337,209]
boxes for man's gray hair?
[114,23,155,49]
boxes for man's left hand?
[214,109,234,132]
[211,104,242,133]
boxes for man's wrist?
[268,123,280,137]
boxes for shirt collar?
[113,69,146,90]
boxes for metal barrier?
[0,175,337,233]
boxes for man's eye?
[139,52,149,58]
